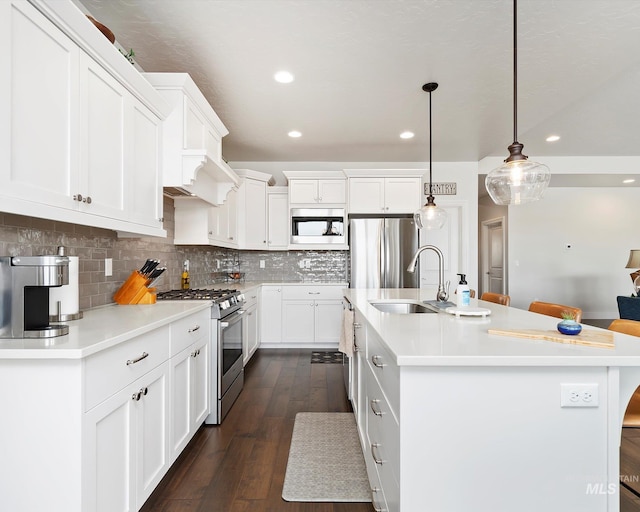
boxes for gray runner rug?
[282,412,371,502]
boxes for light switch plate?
[105,258,113,277]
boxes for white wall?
[508,187,640,318]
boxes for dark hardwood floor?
[141,349,374,512]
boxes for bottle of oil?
[181,260,190,290]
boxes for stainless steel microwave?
[290,208,346,245]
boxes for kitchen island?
[344,288,640,512]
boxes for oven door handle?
[220,310,244,328]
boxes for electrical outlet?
[560,383,599,407]
[104,258,112,277]
[304,259,311,269]
[260,260,265,269]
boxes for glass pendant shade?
[485,158,550,206]
[414,196,447,230]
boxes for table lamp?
[625,250,640,294]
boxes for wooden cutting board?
[488,328,615,349]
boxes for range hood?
[144,72,240,206]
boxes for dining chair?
[480,292,510,306]
[527,301,582,323]
[608,319,640,426]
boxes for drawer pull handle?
[126,352,149,366]
[188,325,200,333]
[370,399,383,416]
[308,292,321,295]
[353,322,362,329]
[372,487,386,512]
[371,355,386,368]
[371,443,384,465]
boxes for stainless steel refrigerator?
[349,216,419,288]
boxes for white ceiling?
[78,0,640,166]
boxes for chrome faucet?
[407,245,449,302]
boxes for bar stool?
[528,301,582,323]
[480,292,510,306]
[609,319,640,426]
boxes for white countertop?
[0,301,211,360]
[344,288,640,366]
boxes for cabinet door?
[348,178,385,213]
[84,384,136,512]
[191,335,210,428]
[318,180,346,203]
[282,301,316,343]
[260,286,282,343]
[267,193,289,250]
[244,179,267,249]
[314,300,343,344]
[245,303,259,364]
[207,205,222,242]
[128,99,162,228]
[226,188,238,246]
[384,177,422,213]
[80,54,126,220]
[289,179,318,203]
[1,0,80,209]
[135,362,170,509]
[170,346,192,461]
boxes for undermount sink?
[369,301,435,314]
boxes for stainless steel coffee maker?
[0,255,70,338]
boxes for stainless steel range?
[157,288,245,424]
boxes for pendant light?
[414,82,447,230]
[485,0,550,205]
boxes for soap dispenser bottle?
[456,273,470,307]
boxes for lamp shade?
[414,199,447,230]
[626,250,640,268]
[485,159,550,205]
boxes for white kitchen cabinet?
[348,176,422,214]
[242,288,260,365]
[267,187,289,250]
[173,191,238,249]
[216,188,238,247]
[169,309,211,461]
[84,361,170,512]
[0,0,168,237]
[260,286,283,344]
[279,285,345,346]
[289,179,346,204]
[239,176,267,249]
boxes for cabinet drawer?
[366,330,400,419]
[84,326,170,411]
[170,309,210,355]
[365,367,400,491]
[241,286,259,308]
[281,285,345,300]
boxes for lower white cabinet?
[84,361,170,512]
[280,285,345,346]
[260,285,283,343]
[242,287,260,365]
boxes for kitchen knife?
[145,260,160,276]
[147,267,166,287]
[139,259,154,275]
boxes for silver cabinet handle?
[370,399,383,416]
[371,355,385,368]
[371,443,384,465]
[188,325,200,333]
[73,194,83,202]
[86,196,92,204]
[132,391,141,401]
[354,322,362,329]
[372,487,386,512]
[126,352,149,365]
[221,322,229,328]
[308,292,321,295]
[191,348,201,357]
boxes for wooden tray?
[488,328,615,349]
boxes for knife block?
[113,271,157,305]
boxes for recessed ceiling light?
[400,131,415,139]
[288,130,302,138]
[274,71,294,83]
[546,135,560,142]
[623,179,636,184]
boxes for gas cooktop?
[156,288,240,302]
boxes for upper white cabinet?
[0,0,169,237]
[289,179,346,204]
[173,193,238,249]
[144,73,240,206]
[236,169,271,250]
[267,187,289,250]
[348,176,423,214]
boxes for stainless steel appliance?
[349,216,420,288]
[157,288,245,424]
[0,255,70,338]
[290,208,346,245]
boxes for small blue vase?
[557,320,582,335]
